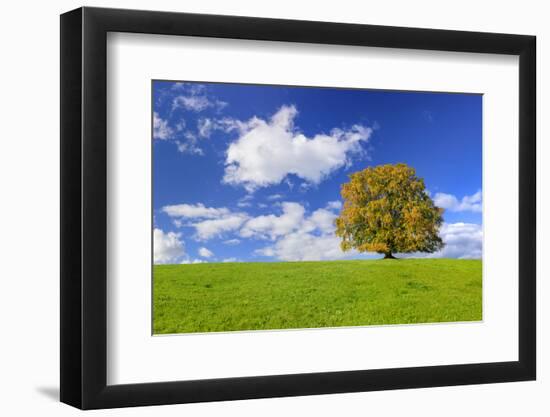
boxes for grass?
[153,258,482,334]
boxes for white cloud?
[256,212,481,261]
[266,194,283,201]
[162,202,248,241]
[250,201,477,262]
[434,190,482,212]
[223,105,372,191]
[172,83,206,95]
[155,82,229,153]
[326,200,342,210]
[240,202,305,240]
[253,205,355,261]
[237,194,253,208]
[172,93,227,113]
[303,208,338,234]
[241,203,337,239]
[198,247,214,258]
[152,110,203,154]
[162,203,230,219]
[170,83,228,113]
[248,202,355,262]
[193,214,249,240]
[197,118,215,138]
[223,238,240,245]
[173,95,211,112]
[403,222,482,259]
[153,201,333,261]
[181,258,207,264]
[211,117,248,134]
[175,120,186,131]
[192,116,247,139]
[158,198,481,261]
[175,131,204,155]
[153,112,173,140]
[153,228,185,264]
[256,231,351,262]
[222,257,239,263]
[436,222,482,259]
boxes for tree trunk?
[383,252,396,259]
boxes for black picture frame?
[60,6,536,410]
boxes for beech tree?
[335,163,444,259]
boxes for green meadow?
[153,259,482,334]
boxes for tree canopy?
[335,163,444,259]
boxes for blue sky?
[153,81,482,264]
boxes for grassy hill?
[153,259,482,334]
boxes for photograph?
[152,80,483,335]
[52,3,539,412]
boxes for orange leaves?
[335,163,444,256]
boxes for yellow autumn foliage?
[335,163,444,258]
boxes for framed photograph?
[60,6,536,409]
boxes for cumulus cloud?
[240,202,305,240]
[158,197,482,261]
[198,247,214,258]
[254,203,357,261]
[256,232,350,262]
[247,202,355,261]
[222,105,372,191]
[403,222,482,259]
[326,200,342,210]
[162,203,230,219]
[193,214,249,240]
[260,219,482,262]
[302,208,338,234]
[153,228,185,264]
[162,203,248,240]
[158,201,344,261]
[434,190,482,212]
[436,222,482,259]
[155,201,325,259]
[153,112,173,140]
[251,202,482,261]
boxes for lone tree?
[335,163,444,259]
